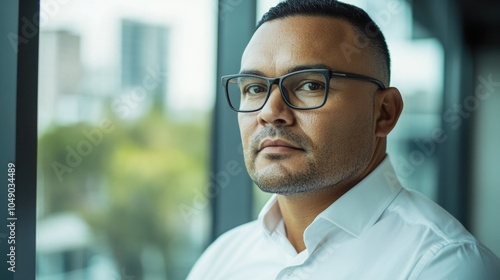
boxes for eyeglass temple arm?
[330,72,386,89]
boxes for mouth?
[257,138,304,154]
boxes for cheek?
[238,114,255,147]
[327,94,374,129]
[302,103,373,151]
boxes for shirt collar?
[258,156,403,238]
[259,193,280,236]
[317,155,403,237]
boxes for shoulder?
[187,220,262,279]
[411,241,500,279]
[388,187,473,241]
[387,188,500,279]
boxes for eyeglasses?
[221,68,386,113]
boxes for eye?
[244,84,267,95]
[297,81,325,92]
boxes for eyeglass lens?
[226,71,327,111]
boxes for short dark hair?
[256,0,391,85]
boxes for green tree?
[38,106,210,279]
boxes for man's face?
[239,16,382,195]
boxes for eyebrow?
[239,63,334,77]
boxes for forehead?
[241,16,375,77]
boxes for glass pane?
[36,1,216,279]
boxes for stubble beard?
[245,121,374,196]
[249,148,372,196]
[250,154,329,195]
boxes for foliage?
[37,106,210,279]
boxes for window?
[36,1,216,279]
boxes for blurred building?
[38,30,83,131]
[38,30,106,132]
[121,19,169,113]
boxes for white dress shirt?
[187,157,500,279]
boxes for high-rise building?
[121,19,169,111]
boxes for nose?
[257,85,295,127]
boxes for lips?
[257,138,304,153]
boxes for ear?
[374,87,403,137]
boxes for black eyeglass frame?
[221,68,386,113]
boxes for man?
[188,0,500,279]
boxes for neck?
[277,188,345,252]
[277,149,386,253]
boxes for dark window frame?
[0,1,39,279]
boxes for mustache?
[250,127,309,153]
